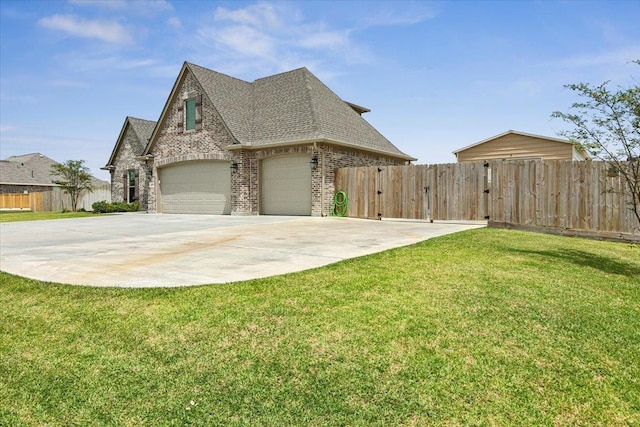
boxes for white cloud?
[68,0,127,9]
[199,25,276,60]
[117,58,157,69]
[196,2,371,79]
[0,94,37,104]
[69,0,173,14]
[297,30,350,50]
[554,47,640,68]
[360,5,438,27]
[49,79,89,88]
[167,16,182,29]
[214,3,282,28]
[38,14,133,44]
[60,52,160,73]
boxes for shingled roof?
[105,116,157,168]
[1,153,107,186]
[145,62,415,160]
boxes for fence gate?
[335,160,637,236]
[335,163,488,221]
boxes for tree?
[552,60,640,231]
[50,160,94,212]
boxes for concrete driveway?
[0,214,485,287]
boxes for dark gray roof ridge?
[186,62,251,84]
[252,66,309,83]
[142,62,415,160]
[3,152,107,185]
[127,116,156,146]
[4,153,42,162]
[185,62,252,144]
[104,116,156,168]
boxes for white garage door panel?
[261,155,311,215]
[160,161,231,214]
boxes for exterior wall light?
[310,156,319,170]
[230,161,239,173]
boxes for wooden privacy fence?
[0,184,111,212]
[335,160,638,236]
[0,193,44,211]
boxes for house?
[453,130,590,162]
[103,62,415,215]
[0,153,107,194]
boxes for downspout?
[321,148,325,216]
[313,142,325,216]
[155,166,160,214]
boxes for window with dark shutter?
[185,98,196,131]
[122,173,128,203]
[134,171,139,200]
[128,169,138,203]
[195,94,203,131]
[177,104,184,134]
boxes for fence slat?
[0,184,111,212]
[334,160,637,234]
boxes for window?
[185,98,196,131]
[125,169,138,202]
[177,94,202,134]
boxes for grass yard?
[1,228,638,426]
[0,210,96,222]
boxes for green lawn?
[1,228,638,426]
[0,210,96,222]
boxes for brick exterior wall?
[147,69,236,212]
[317,144,405,216]
[110,125,150,209]
[138,68,408,215]
[226,144,405,216]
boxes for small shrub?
[92,200,140,213]
[112,202,128,212]
[91,201,110,214]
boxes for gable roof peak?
[142,61,414,160]
[453,129,577,155]
[185,62,251,85]
[253,66,311,82]
[104,116,156,168]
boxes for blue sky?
[1,0,639,181]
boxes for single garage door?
[261,155,311,215]
[159,161,231,214]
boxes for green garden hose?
[331,191,348,217]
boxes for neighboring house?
[103,62,415,215]
[453,130,590,162]
[0,153,107,194]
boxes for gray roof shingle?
[105,116,157,167]
[1,153,107,186]
[156,63,414,160]
[128,117,156,153]
[1,153,61,186]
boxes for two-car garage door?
[159,161,231,214]
[157,156,311,215]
